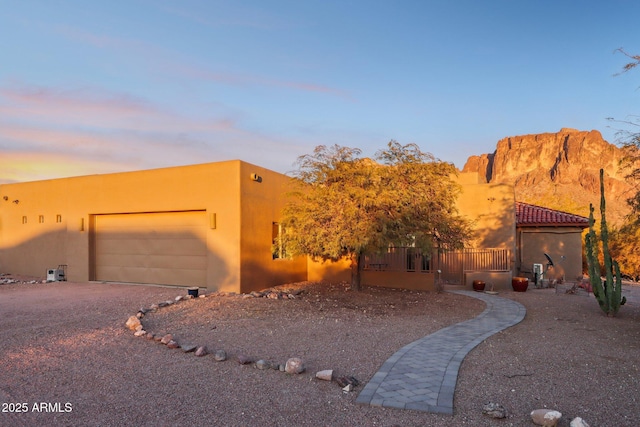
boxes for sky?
[0,0,638,183]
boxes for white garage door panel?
[94,211,207,287]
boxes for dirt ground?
[1,276,639,427]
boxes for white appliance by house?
[533,263,544,286]
[46,265,66,282]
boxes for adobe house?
[0,161,307,293]
[0,164,517,293]
[515,202,589,284]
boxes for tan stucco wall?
[517,227,585,283]
[362,271,435,291]
[455,173,516,251]
[307,257,351,283]
[0,161,307,292]
[238,162,307,293]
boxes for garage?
[92,211,207,287]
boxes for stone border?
[124,288,359,392]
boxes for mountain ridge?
[462,128,635,225]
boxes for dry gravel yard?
[1,277,639,427]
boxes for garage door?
[94,211,207,287]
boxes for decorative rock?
[237,354,253,365]
[160,334,173,345]
[342,384,353,392]
[166,340,180,349]
[531,409,562,427]
[278,364,285,372]
[336,376,360,388]
[195,346,208,357]
[482,402,507,419]
[570,417,590,427]
[145,333,155,340]
[175,295,183,301]
[242,294,255,299]
[125,316,142,331]
[136,312,144,319]
[149,304,159,311]
[316,370,333,381]
[181,344,197,353]
[154,334,163,342]
[213,350,227,361]
[133,330,147,337]
[285,357,305,374]
[255,359,270,370]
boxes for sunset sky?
[1,1,638,183]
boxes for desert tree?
[607,48,640,280]
[610,48,640,215]
[277,141,472,290]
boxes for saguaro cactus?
[585,169,626,316]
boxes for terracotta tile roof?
[515,202,590,228]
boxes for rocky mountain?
[462,128,635,225]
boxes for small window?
[56,214,62,223]
[39,215,45,223]
[272,222,286,259]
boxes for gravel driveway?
[2,279,639,427]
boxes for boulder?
[181,344,197,353]
[336,376,359,388]
[213,350,227,361]
[125,316,141,331]
[237,354,253,365]
[570,417,590,427]
[315,370,333,381]
[531,409,562,427]
[160,334,173,345]
[285,358,305,374]
[195,346,208,357]
[255,360,270,370]
[482,402,507,419]
[166,340,180,349]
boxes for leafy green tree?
[278,141,472,290]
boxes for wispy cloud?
[174,64,352,98]
[0,83,221,179]
[0,84,237,133]
[54,24,351,99]
[0,82,307,183]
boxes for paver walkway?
[355,290,526,414]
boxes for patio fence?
[363,247,511,283]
